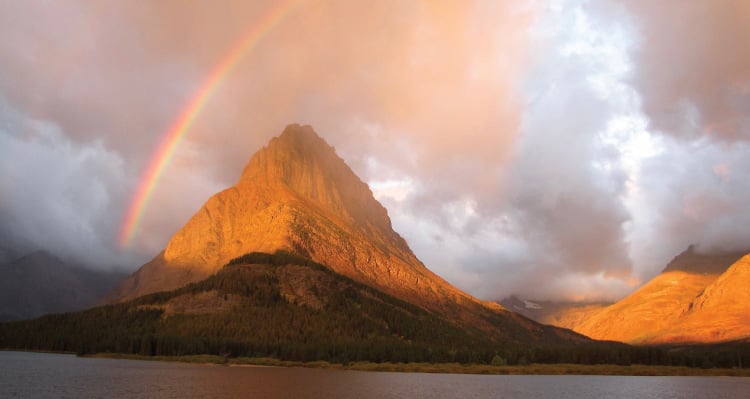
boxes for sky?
[1,0,749,302]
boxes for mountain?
[109,124,584,341]
[1,251,608,363]
[654,254,750,343]
[0,251,126,321]
[571,247,748,344]
[499,296,608,331]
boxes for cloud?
[1,0,750,303]
[627,136,750,277]
[381,0,750,301]
[456,0,639,301]
[0,99,135,268]
[613,0,750,280]
[0,1,535,263]
[622,0,750,141]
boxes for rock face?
[654,254,750,343]
[111,124,580,340]
[571,247,749,344]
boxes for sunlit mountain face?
[509,247,750,344]
[107,124,589,345]
[1,0,749,308]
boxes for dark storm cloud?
[0,99,136,268]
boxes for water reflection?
[2,351,750,399]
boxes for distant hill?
[0,251,126,321]
[0,245,18,265]
[499,296,609,331]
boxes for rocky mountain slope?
[572,247,748,344]
[654,254,750,343]
[109,124,585,341]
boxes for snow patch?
[523,300,543,309]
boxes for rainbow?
[118,0,301,248]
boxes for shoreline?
[76,352,750,377]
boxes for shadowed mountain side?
[662,245,748,274]
[0,251,126,321]
[109,124,586,341]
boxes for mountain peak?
[113,126,455,312]
[11,250,65,269]
[238,124,391,233]
[249,124,335,172]
[276,123,329,147]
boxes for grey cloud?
[0,99,137,268]
[443,0,637,301]
[631,137,750,275]
[622,0,750,141]
[613,0,750,281]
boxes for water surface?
[2,351,749,398]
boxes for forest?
[1,251,747,368]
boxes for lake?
[2,351,750,398]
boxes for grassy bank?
[82,353,750,376]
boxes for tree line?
[1,251,747,368]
